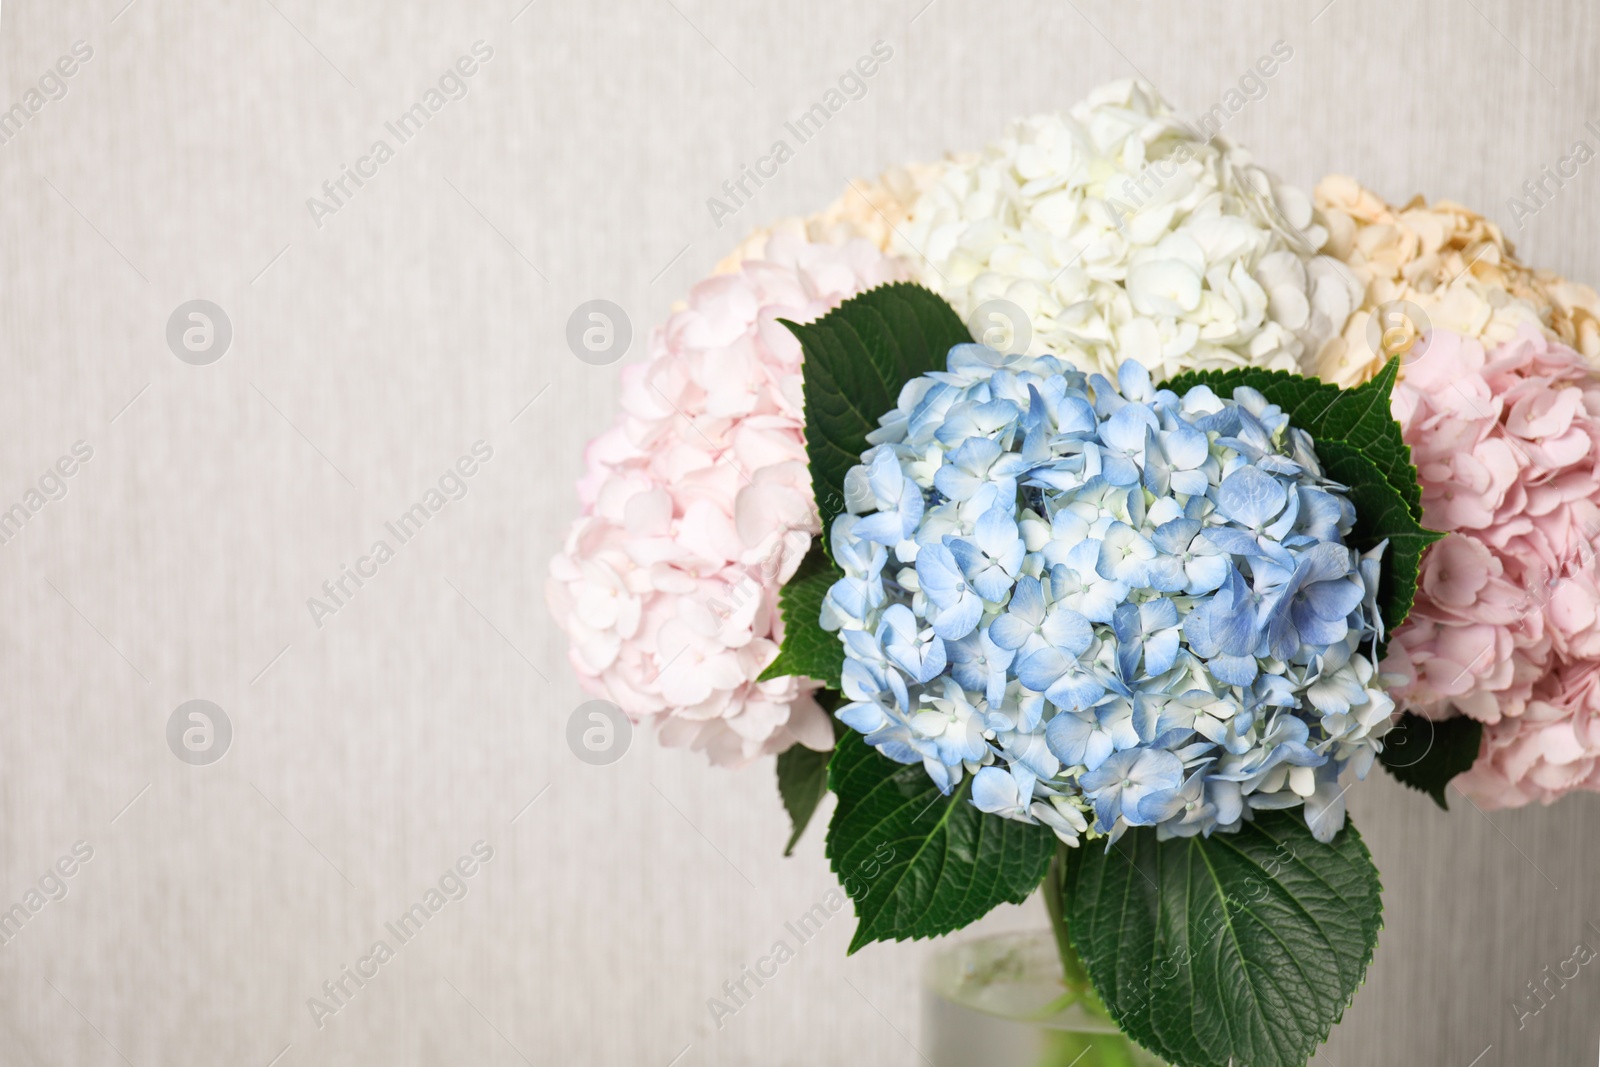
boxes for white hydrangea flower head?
[895,79,1363,383]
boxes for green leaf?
[1377,711,1485,810]
[782,282,972,537]
[1063,812,1383,1067]
[764,283,970,690]
[825,731,1054,953]
[776,727,837,857]
[1312,440,1444,636]
[757,543,845,685]
[1161,357,1421,520]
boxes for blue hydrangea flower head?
[825,346,1392,845]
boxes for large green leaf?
[1377,710,1484,810]
[757,543,845,685]
[1162,358,1421,521]
[1312,440,1444,637]
[825,731,1055,953]
[781,282,972,536]
[1063,812,1383,1067]
[763,283,970,691]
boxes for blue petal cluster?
[823,346,1394,845]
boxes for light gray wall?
[0,1,1596,1064]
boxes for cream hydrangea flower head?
[1313,174,1600,386]
[892,79,1362,382]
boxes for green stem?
[1044,841,1091,991]
[1042,844,1156,1065]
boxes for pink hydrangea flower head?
[1455,660,1600,806]
[1389,325,1600,806]
[548,233,909,766]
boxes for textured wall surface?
[1,1,1598,1065]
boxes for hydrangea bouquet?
[552,77,1600,1067]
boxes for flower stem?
[1044,841,1091,992]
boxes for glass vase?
[921,930,1167,1067]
